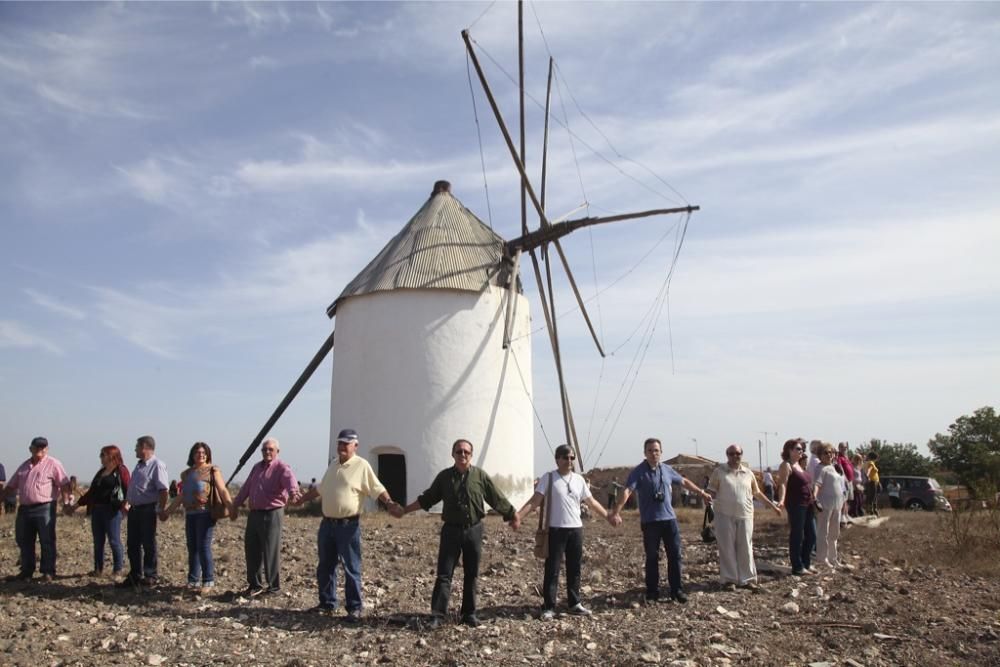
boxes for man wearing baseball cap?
[298,428,402,622]
[4,437,71,581]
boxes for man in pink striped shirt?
[230,437,300,597]
[4,437,71,581]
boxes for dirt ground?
[1,507,998,667]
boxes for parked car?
[877,475,952,511]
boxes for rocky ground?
[1,507,998,667]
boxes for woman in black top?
[70,445,131,576]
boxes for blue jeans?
[641,519,683,599]
[317,518,362,611]
[90,505,124,573]
[788,505,817,572]
[16,503,56,576]
[126,503,159,581]
[185,511,216,585]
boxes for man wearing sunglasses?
[610,438,711,603]
[517,444,617,620]
[402,438,520,628]
[707,445,781,591]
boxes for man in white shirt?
[517,445,617,620]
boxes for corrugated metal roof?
[327,185,510,317]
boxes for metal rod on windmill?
[227,330,336,484]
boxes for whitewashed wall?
[329,285,535,511]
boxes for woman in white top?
[813,443,847,569]
[517,444,616,620]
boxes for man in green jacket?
[402,438,521,627]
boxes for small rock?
[147,656,165,666]
[788,588,800,598]
[813,586,824,597]
[782,602,800,613]
[640,651,661,664]
[586,642,597,650]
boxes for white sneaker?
[567,603,592,617]
[540,609,555,621]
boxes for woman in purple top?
[775,439,818,576]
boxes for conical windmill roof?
[327,181,509,317]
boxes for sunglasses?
[557,454,576,461]
[726,452,742,457]
[454,449,473,457]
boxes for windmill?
[228,4,698,499]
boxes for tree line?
[858,406,999,498]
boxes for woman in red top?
[775,439,818,576]
[71,445,130,576]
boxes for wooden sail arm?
[227,329,336,484]
[507,205,700,254]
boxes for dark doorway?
[378,453,407,505]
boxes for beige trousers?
[715,512,757,585]
[816,505,842,566]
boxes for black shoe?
[671,590,688,604]
[311,604,335,614]
[461,614,481,628]
[428,615,445,629]
[116,576,140,589]
[242,587,265,598]
[345,609,362,624]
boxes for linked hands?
[508,513,521,531]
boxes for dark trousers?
[543,527,583,610]
[865,481,880,515]
[764,486,775,502]
[641,519,683,599]
[90,504,124,573]
[16,503,56,576]
[316,518,363,611]
[184,511,216,585]
[851,487,865,517]
[431,522,483,617]
[126,503,159,581]
[788,505,817,572]
[246,508,284,591]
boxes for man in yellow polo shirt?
[299,428,402,621]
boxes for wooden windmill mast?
[461,6,699,468]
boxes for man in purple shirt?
[230,437,300,596]
[4,437,71,581]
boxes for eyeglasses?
[454,449,473,457]
[726,452,742,457]
[557,455,576,461]
[261,447,276,452]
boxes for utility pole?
[757,431,777,472]
[691,438,699,458]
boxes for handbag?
[208,467,228,522]
[701,504,716,543]
[533,472,553,559]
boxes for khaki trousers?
[715,512,757,585]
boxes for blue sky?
[2,2,998,483]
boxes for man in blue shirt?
[120,435,169,587]
[610,438,711,603]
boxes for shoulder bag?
[533,472,553,560]
[208,466,228,522]
[701,504,716,543]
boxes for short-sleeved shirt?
[417,465,516,525]
[625,461,684,523]
[233,459,299,511]
[8,456,69,504]
[815,464,846,507]
[127,456,170,505]
[864,460,880,484]
[535,471,592,529]
[708,464,760,520]
[318,455,385,518]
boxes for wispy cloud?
[0,320,64,355]
[23,288,86,321]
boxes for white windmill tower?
[325,180,535,508]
